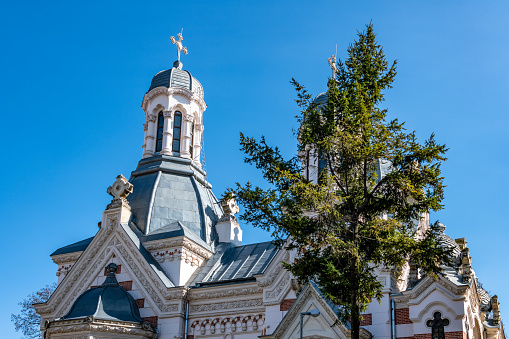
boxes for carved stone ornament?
[219,194,239,223]
[106,175,133,210]
[183,112,194,122]
[163,110,173,118]
[147,114,157,122]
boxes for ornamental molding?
[45,320,156,339]
[163,110,173,118]
[190,314,265,335]
[147,114,157,122]
[52,252,83,265]
[36,222,182,318]
[35,226,115,316]
[394,275,468,305]
[144,236,213,261]
[142,87,206,113]
[189,286,262,301]
[143,123,148,131]
[264,271,291,305]
[190,298,263,313]
[183,112,194,122]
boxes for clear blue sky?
[1,1,508,337]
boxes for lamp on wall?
[300,309,321,339]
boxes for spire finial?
[328,52,338,79]
[102,263,120,286]
[170,29,188,70]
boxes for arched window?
[172,112,182,153]
[426,312,449,339]
[155,112,164,153]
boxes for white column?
[141,123,149,158]
[145,114,157,157]
[181,113,194,159]
[161,110,173,155]
[193,124,204,165]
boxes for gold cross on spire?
[328,54,338,79]
[170,30,188,69]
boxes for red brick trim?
[360,313,372,326]
[395,307,412,324]
[280,298,296,311]
[142,316,158,328]
[135,298,145,308]
[187,336,194,339]
[119,280,133,291]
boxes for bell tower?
[141,32,206,166]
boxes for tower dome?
[61,263,142,323]
[148,61,204,98]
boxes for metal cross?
[170,31,188,64]
[328,54,338,79]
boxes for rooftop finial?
[170,29,188,70]
[328,47,338,79]
[102,263,119,286]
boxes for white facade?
[35,50,504,339]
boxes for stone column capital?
[163,110,173,118]
[183,113,194,122]
[195,124,204,132]
[147,114,157,123]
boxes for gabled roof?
[51,237,94,256]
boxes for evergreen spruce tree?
[230,24,453,339]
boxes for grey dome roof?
[127,155,222,245]
[62,264,142,323]
[148,63,203,98]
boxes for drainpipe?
[391,298,396,339]
[183,297,189,339]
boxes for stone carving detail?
[142,86,206,113]
[143,123,148,131]
[190,299,263,312]
[265,272,290,301]
[147,114,157,122]
[56,264,73,277]
[106,175,133,210]
[144,237,213,260]
[183,112,194,122]
[163,110,173,118]
[190,314,265,335]
[189,287,263,301]
[219,194,239,223]
[461,248,472,283]
[45,321,157,339]
[52,252,82,265]
[492,295,500,325]
[153,248,201,267]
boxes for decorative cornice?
[394,275,468,305]
[45,318,157,339]
[190,299,263,313]
[142,87,206,113]
[189,286,262,301]
[52,252,82,265]
[144,237,213,261]
[189,314,265,335]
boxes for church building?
[35,34,505,339]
